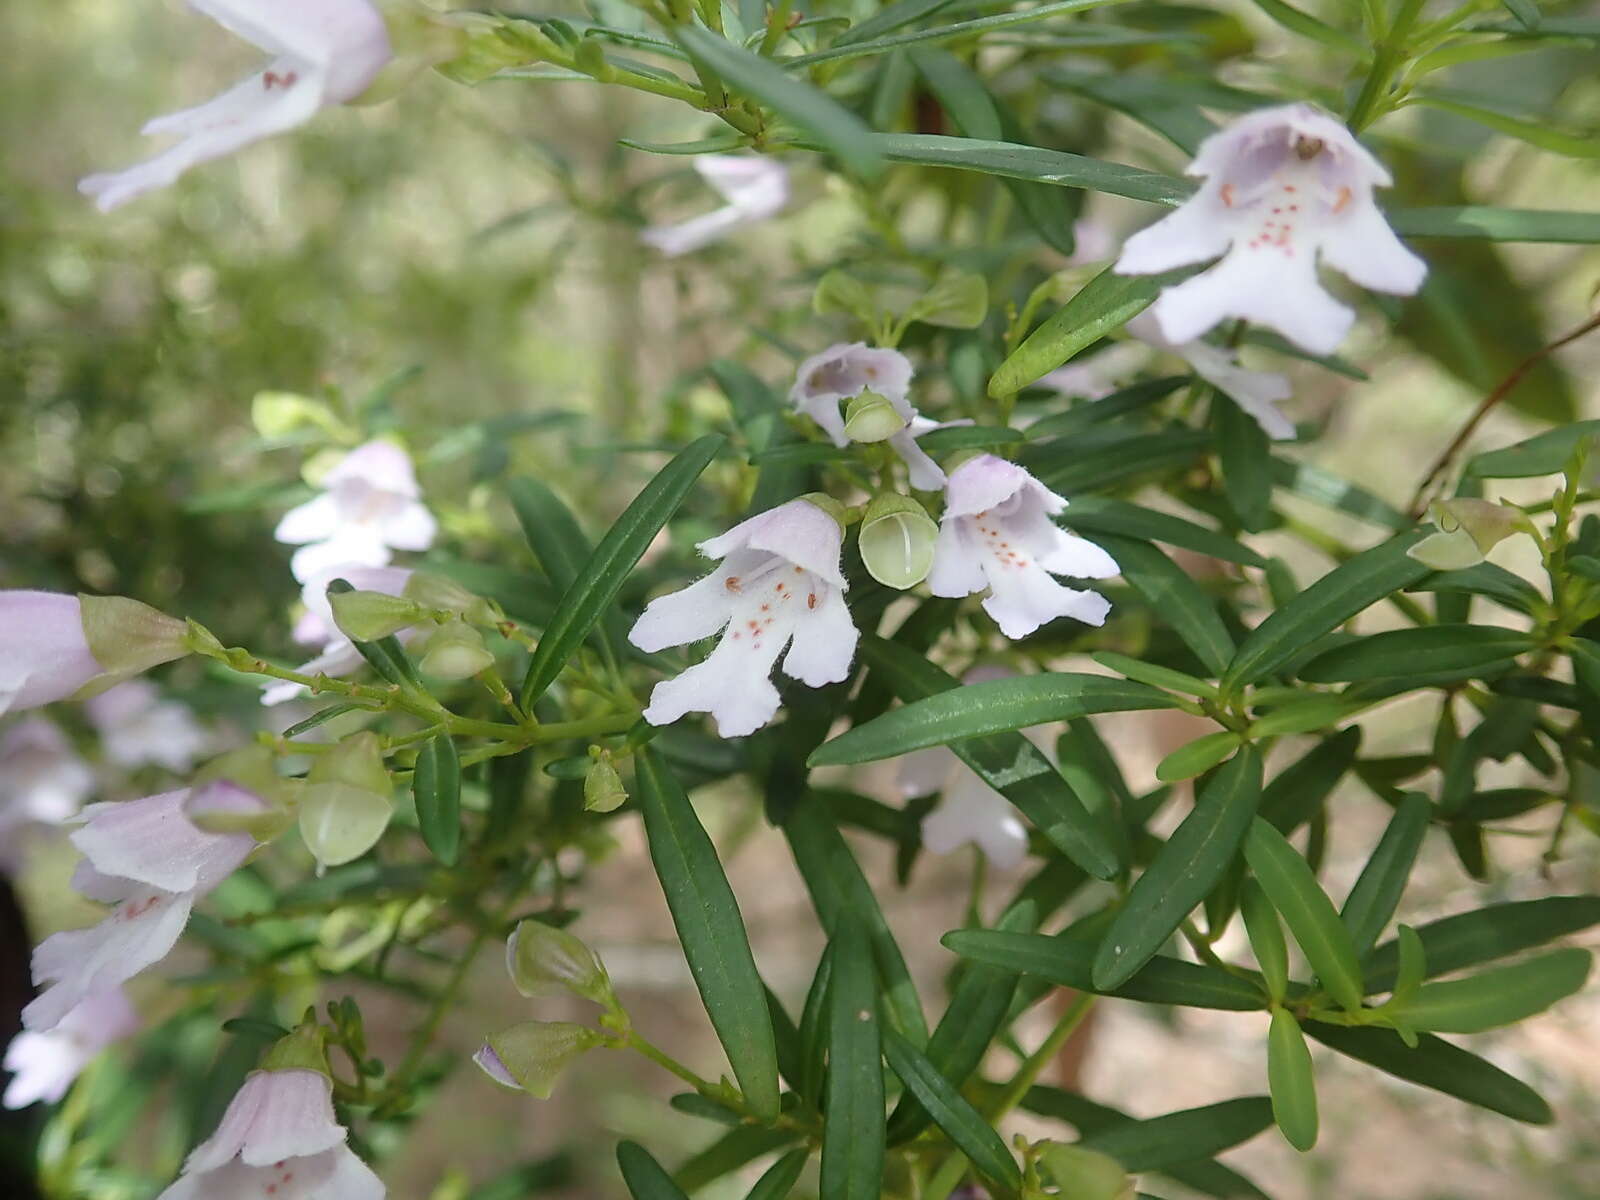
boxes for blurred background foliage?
[3,0,1600,1197]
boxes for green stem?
[1347,0,1428,130]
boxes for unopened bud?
[843,390,908,444]
[858,494,939,589]
[403,572,495,625]
[260,1023,331,1077]
[299,733,393,870]
[330,589,421,643]
[78,594,189,683]
[1035,1144,1134,1200]
[799,492,847,530]
[251,391,341,438]
[475,1021,602,1098]
[1409,498,1524,571]
[415,621,496,680]
[584,753,627,813]
[506,920,614,1005]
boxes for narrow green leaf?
[506,476,622,649]
[1500,0,1539,28]
[1267,1009,1318,1151]
[1393,949,1592,1034]
[745,1150,809,1200]
[1467,419,1600,477]
[834,0,956,47]
[412,734,462,866]
[1259,728,1361,835]
[1027,427,1211,494]
[888,902,1035,1142]
[1390,207,1600,244]
[787,0,1136,67]
[1569,638,1600,743]
[1214,394,1275,531]
[1248,0,1365,53]
[1092,651,1215,699]
[811,670,1180,766]
[1365,896,1600,994]
[1094,748,1263,989]
[989,266,1180,398]
[1221,531,1432,690]
[1246,693,1372,738]
[520,435,722,705]
[1244,819,1364,1012]
[1059,496,1267,568]
[1025,376,1187,439]
[634,750,780,1122]
[1240,879,1289,1004]
[1298,625,1535,683]
[677,27,881,178]
[820,918,886,1200]
[1391,925,1426,1008]
[1269,458,1410,530]
[677,1127,798,1192]
[1156,732,1245,783]
[798,941,835,1107]
[1409,562,1542,615]
[1304,1023,1552,1123]
[945,929,1267,1011]
[324,578,422,689]
[785,795,929,1045]
[883,1029,1020,1191]
[279,702,365,739]
[617,1142,690,1200]
[1093,534,1236,675]
[1410,94,1600,159]
[1340,794,1431,958]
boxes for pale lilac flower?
[274,440,436,584]
[80,0,393,212]
[630,498,856,737]
[1126,313,1295,440]
[896,668,1031,869]
[263,564,414,706]
[0,720,95,869]
[1115,103,1426,355]
[642,155,790,257]
[790,343,915,448]
[3,988,139,1109]
[0,593,105,716]
[157,1068,383,1200]
[23,783,267,1031]
[929,455,1118,640]
[85,680,210,772]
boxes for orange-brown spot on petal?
[724,576,742,593]
[1220,183,1235,207]
[807,594,818,609]
[1332,186,1352,214]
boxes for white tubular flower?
[1115,103,1426,355]
[85,680,210,772]
[264,564,414,706]
[79,0,393,213]
[0,593,110,715]
[929,455,1118,640]
[3,988,140,1110]
[0,720,95,854]
[1125,313,1295,440]
[641,155,790,257]
[790,344,915,448]
[629,498,857,738]
[275,441,436,584]
[23,783,266,1032]
[158,1069,383,1200]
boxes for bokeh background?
[3,0,1600,1197]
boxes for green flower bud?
[330,589,421,643]
[583,753,627,813]
[260,1023,332,1077]
[403,572,495,625]
[1408,498,1525,571]
[506,920,615,1005]
[299,733,393,870]
[250,391,342,438]
[77,594,189,686]
[842,390,908,444]
[476,1021,602,1099]
[1035,1144,1135,1200]
[858,493,939,589]
[188,746,295,840]
[357,2,472,103]
[414,621,496,680]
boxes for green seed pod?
[506,919,615,1006]
[842,390,907,443]
[415,620,496,680]
[584,753,627,813]
[476,1021,602,1099]
[329,589,421,643]
[857,493,939,589]
[299,733,394,870]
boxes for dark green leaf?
[1391,207,1600,244]
[1057,497,1266,567]
[883,1029,1020,1190]
[1214,393,1274,532]
[1244,819,1364,1012]
[1259,728,1361,835]
[1395,949,1591,1033]
[1156,732,1245,782]
[1297,625,1535,683]
[1408,563,1543,616]
[1365,896,1600,993]
[1094,748,1263,989]
[324,578,422,689]
[785,795,929,1045]
[821,918,886,1200]
[1240,879,1289,1004]
[745,1150,809,1200]
[412,734,462,866]
[635,750,780,1121]
[945,929,1266,1011]
[1268,458,1409,530]
[677,1127,798,1192]
[1340,794,1430,959]
[1304,1023,1552,1123]
[1094,534,1236,674]
[520,436,722,705]
[617,1142,690,1200]
[677,27,881,178]
[1221,531,1432,690]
